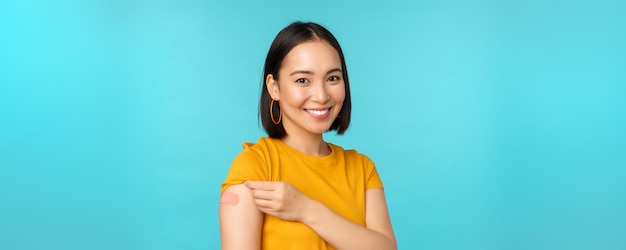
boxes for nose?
[312,81,330,103]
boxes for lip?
[304,108,331,120]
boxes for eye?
[295,78,309,84]
[327,75,341,82]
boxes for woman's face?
[266,40,345,137]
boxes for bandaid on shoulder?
[220,191,239,206]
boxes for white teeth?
[306,109,329,116]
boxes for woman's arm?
[303,188,397,250]
[219,184,263,250]
[246,181,396,250]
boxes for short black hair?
[259,21,352,138]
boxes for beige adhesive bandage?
[220,191,239,206]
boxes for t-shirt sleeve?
[361,154,384,190]
[221,148,267,193]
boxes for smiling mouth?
[305,108,330,116]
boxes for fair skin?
[219,39,397,250]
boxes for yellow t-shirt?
[221,137,383,250]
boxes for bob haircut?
[259,21,352,138]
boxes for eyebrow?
[289,68,342,76]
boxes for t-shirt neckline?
[269,137,337,166]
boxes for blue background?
[1,0,625,249]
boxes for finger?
[255,206,275,217]
[250,189,275,200]
[245,180,276,190]
[253,198,276,210]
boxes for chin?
[308,126,332,135]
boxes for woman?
[219,21,397,250]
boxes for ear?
[266,74,280,100]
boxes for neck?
[280,133,330,157]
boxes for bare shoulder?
[219,184,263,250]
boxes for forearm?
[301,201,397,250]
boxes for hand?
[244,181,313,222]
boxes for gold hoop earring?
[270,99,281,124]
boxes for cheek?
[279,87,307,106]
[330,84,346,102]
